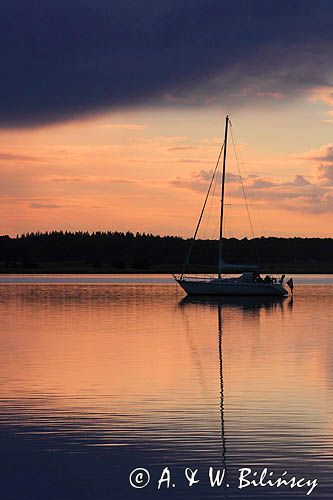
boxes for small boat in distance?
[174,115,292,297]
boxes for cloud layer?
[171,147,333,214]
[1,0,333,127]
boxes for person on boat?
[279,274,285,284]
[264,275,272,284]
[252,272,264,283]
[252,272,259,282]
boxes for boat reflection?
[179,294,291,313]
[178,294,293,496]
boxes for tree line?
[0,231,332,271]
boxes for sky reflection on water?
[0,280,332,499]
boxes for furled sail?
[218,257,258,273]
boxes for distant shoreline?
[1,264,333,274]
[2,232,333,274]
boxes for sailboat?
[174,115,291,297]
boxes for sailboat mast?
[218,115,229,278]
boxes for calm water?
[1,275,333,499]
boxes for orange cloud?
[303,143,333,164]
[302,143,333,186]
[310,86,333,106]
[317,165,333,186]
[168,146,198,152]
[171,167,333,214]
[0,152,38,162]
[30,202,62,209]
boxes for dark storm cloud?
[1,0,333,127]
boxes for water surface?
[0,276,332,499]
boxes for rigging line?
[230,126,255,239]
[181,139,225,278]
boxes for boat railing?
[173,274,214,282]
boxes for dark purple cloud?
[1,0,333,127]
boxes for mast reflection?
[178,295,293,496]
[217,301,228,494]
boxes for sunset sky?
[1,0,333,238]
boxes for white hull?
[176,278,288,297]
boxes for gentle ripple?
[0,276,332,499]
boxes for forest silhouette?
[0,231,332,273]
